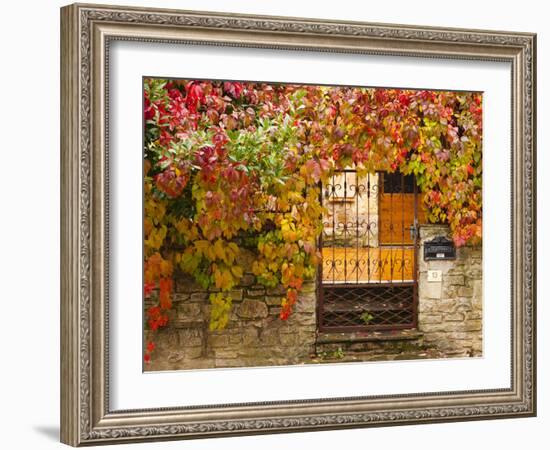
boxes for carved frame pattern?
[60,3,536,446]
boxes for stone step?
[310,346,446,364]
[315,329,427,356]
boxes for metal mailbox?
[424,236,456,261]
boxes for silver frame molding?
[60,3,536,446]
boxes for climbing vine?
[142,78,482,362]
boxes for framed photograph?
[60,3,536,446]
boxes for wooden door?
[378,171,426,245]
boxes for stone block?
[153,338,179,353]
[214,349,239,359]
[178,329,203,347]
[298,330,317,346]
[165,352,186,364]
[472,340,483,353]
[246,286,266,297]
[463,320,482,332]
[292,313,316,326]
[229,334,242,345]
[447,331,474,340]
[295,293,316,313]
[446,274,465,286]
[242,328,259,346]
[229,289,244,301]
[472,280,483,305]
[240,274,256,286]
[444,285,458,297]
[177,302,202,319]
[425,260,453,273]
[280,333,299,346]
[446,312,466,322]
[215,358,245,368]
[418,323,447,333]
[454,300,473,313]
[185,346,204,359]
[259,329,280,346]
[467,269,483,280]
[301,281,316,293]
[419,225,449,242]
[443,349,470,357]
[229,309,241,321]
[266,295,283,306]
[266,285,287,296]
[178,328,203,339]
[237,299,269,319]
[434,299,458,313]
[190,292,209,301]
[458,286,474,297]
[173,293,190,303]
[468,310,482,320]
[208,334,230,348]
[247,318,270,328]
[418,314,443,324]
[469,248,482,259]
[418,301,435,313]
[424,281,442,299]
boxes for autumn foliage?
[143,78,482,360]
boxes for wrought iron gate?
[318,170,420,332]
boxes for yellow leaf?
[231,265,243,279]
[252,261,266,276]
[194,240,209,256]
[214,239,226,261]
[159,259,173,277]
[222,270,233,290]
[214,267,233,290]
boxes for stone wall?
[145,224,483,370]
[417,224,483,357]
[145,265,317,371]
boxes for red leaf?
[223,81,244,99]
[144,281,156,297]
[159,277,173,309]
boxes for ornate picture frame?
[60,3,536,446]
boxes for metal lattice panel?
[320,285,415,330]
